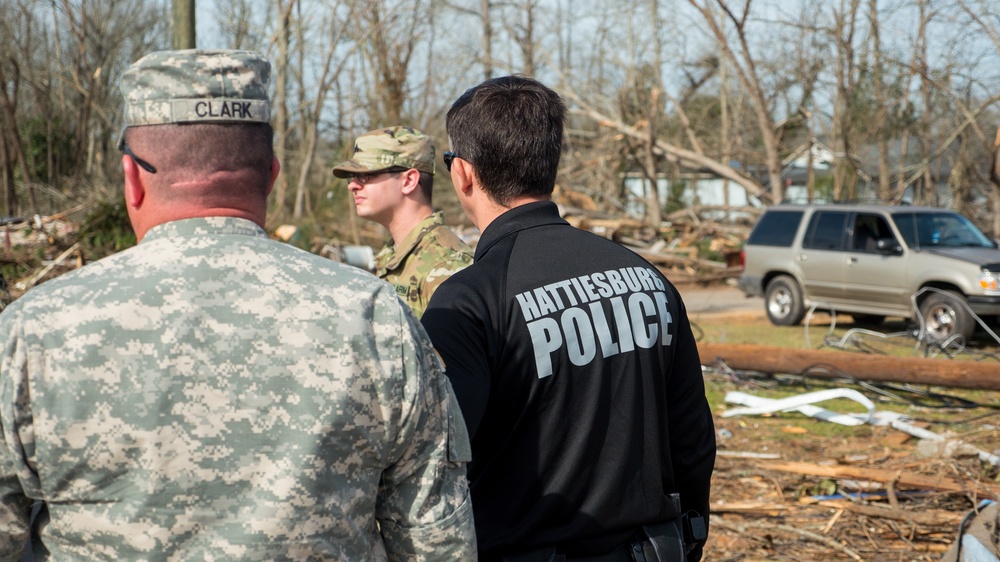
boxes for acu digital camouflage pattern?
[332,127,436,178]
[118,49,271,150]
[0,217,476,561]
[375,212,474,319]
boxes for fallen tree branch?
[762,460,1000,497]
[813,500,963,526]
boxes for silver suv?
[738,204,1000,341]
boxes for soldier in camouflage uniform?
[333,127,473,318]
[0,50,476,561]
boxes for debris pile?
[552,186,754,285]
[707,371,1000,561]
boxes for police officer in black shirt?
[422,75,716,562]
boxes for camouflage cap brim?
[332,160,399,178]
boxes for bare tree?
[867,0,891,202]
[502,0,540,76]
[214,0,267,49]
[292,1,358,218]
[686,0,786,202]
[353,0,429,126]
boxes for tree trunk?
[0,60,34,215]
[172,0,196,49]
[0,122,14,216]
[869,0,890,202]
[271,0,292,220]
[481,0,492,81]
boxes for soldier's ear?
[399,168,420,196]
[123,155,145,209]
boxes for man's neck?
[387,203,435,246]
[474,195,549,232]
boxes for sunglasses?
[122,144,157,174]
[443,151,461,172]
[349,167,409,186]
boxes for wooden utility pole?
[699,343,1000,391]
[172,0,196,50]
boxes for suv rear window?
[746,210,803,246]
[803,211,848,250]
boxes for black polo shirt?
[422,201,715,560]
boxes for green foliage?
[0,256,37,288]
[79,200,136,258]
[794,478,838,499]
[22,116,76,182]
[663,180,688,215]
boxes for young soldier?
[0,50,475,561]
[423,76,715,562]
[333,127,473,318]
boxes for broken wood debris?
[761,460,1000,497]
[552,187,750,285]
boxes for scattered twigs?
[712,517,866,560]
[18,242,81,291]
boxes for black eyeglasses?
[122,144,157,174]
[442,151,461,172]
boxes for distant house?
[621,139,837,220]
[618,133,991,221]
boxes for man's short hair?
[125,123,274,194]
[446,76,565,206]
[418,171,434,202]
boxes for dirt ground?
[695,307,1000,562]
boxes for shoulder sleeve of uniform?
[373,287,477,560]
[418,253,472,312]
[421,274,491,439]
[0,308,36,559]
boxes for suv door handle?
[848,257,858,264]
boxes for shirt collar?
[475,200,566,261]
[141,217,269,244]
[379,212,446,270]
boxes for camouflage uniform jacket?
[0,217,476,561]
[375,212,473,319]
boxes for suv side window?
[851,213,894,253]
[746,210,803,246]
[803,211,848,250]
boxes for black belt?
[500,541,639,562]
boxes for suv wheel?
[765,275,805,326]
[918,291,976,342]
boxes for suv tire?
[765,275,805,326]
[918,291,976,342]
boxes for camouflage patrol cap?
[332,126,435,178]
[117,49,271,150]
